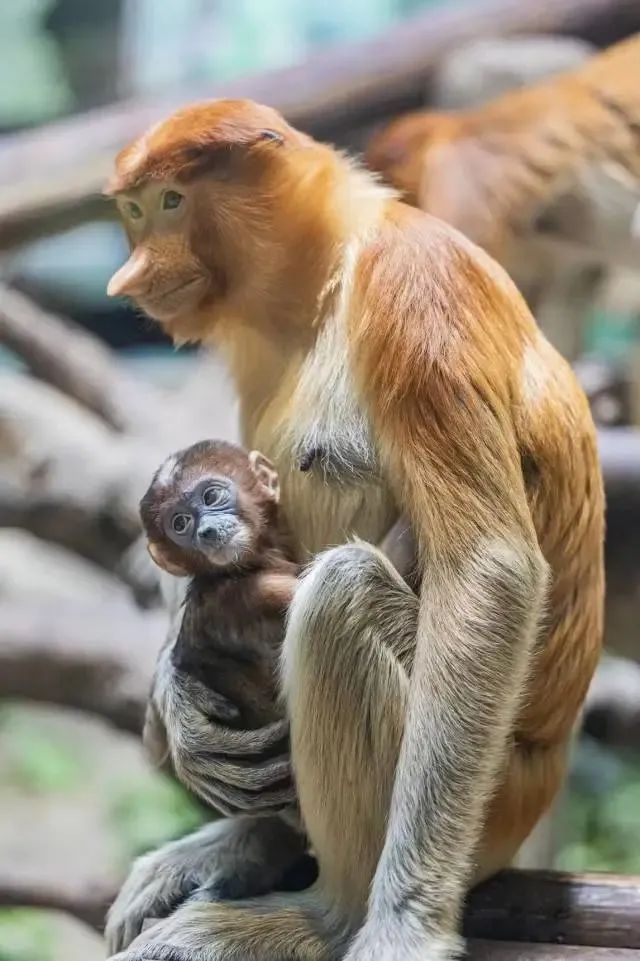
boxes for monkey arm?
[252,571,299,612]
[346,221,549,960]
[150,642,294,816]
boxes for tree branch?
[0,283,162,434]
[1,867,640,950]
[0,599,165,734]
[1,0,638,249]
[0,871,116,932]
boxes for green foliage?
[0,709,85,794]
[108,775,206,865]
[0,910,53,961]
[585,310,640,362]
[558,738,640,874]
[0,0,71,125]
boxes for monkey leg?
[285,543,567,901]
[283,542,417,920]
[108,543,416,961]
[110,544,566,961]
[105,813,307,954]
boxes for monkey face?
[140,441,281,577]
[104,99,316,342]
[106,181,217,339]
[162,475,249,569]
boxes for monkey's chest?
[249,425,397,557]
[280,468,396,558]
[244,324,398,555]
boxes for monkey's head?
[104,99,330,344]
[140,440,280,577]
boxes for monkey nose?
[107,249,149,298]
[197,522,220,543]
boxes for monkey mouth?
[198,528,250,568]
[139,277,208,319]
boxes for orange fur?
[367,34,640,263]
[107,99,604,958]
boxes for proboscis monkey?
[367,33,640,359]
[104,99,603,961]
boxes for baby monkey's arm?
[253,570,299,610]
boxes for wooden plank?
[468,940,640,959]
[1,0,639,249]
[465,871,640,949]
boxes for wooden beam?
[465,870,640,949]
[468,942,640,959]
[2,867,640,953]
[1,0,638,249]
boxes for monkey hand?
[105,814,306,954]
[344,917,464,961]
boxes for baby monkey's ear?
[249,450,280,502]
[147,541,189,577]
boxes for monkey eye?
[126,200,144,220]
[171,513,192,535]
[203,486,227,508]
[162,190,184,210]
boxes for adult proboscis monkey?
[104,99,604,961]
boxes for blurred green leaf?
[1,712,85,794]
[0,910,53,961]
[108,775,206,863]
[558,739,640,873]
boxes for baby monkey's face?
[141,441,280,577]
[163,473,247,568]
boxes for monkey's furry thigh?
[110,543,417,961]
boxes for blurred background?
[0,2,639,959]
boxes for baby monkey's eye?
[172,513,192,535]
[203,486,227,508]
[127,201,144,220]
[162,190,184,210]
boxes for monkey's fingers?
[195,690,241,725]
[183,752,291,791]
[193,717,290,757]
[186,774,295,817]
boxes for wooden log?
[468,941,640,959]
[0,599,165,734]
[0,283,162,434]
[0,872,115,932]
[1,0,638,249]
[465,870,640,949]
[2,868,640,952]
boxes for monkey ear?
[249,450,280,502]
[147,541,189,577]
[258,129,283,145]
[178,127,284,180]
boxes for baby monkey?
[140,439,300,816]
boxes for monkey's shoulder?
[350,201,534,389]
[358,200,526,320]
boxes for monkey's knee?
[282,543,414,908]
[282,542,416,697]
